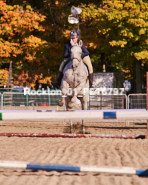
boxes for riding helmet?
[70,30,79,38]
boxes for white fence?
[128,94,146,109]
[0,92,147,110]
[2,92,62,108]
[89,94,127,110]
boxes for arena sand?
[0,120,148,185]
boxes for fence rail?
[3,92,62,108]
[128,94,146,109]
[89,94,127,110]
[0,92,147,110]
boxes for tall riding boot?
[89,73,93,88]
[51,71,63,88]
[83,56,94,87]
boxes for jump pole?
[0,133,143,139]
[0,160,148,176]
[0,110,148,121]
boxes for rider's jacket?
[63,40,89,59]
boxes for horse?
[58,40,89,110]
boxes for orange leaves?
[89,42,97,49]
[0,0,47,66]
[21,35,47,62]
[0,1,6,8]
[0,37,22,58]
[0,69,9,85]
[63,30,70,38]
[55,1,59,5]
[23,35,42,46]
[39,77,51,84]
[0,0,46,36]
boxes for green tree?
[80,0,148,92]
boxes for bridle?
[72,57,81,63]
[72,57,81,71]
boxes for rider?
[52,30,93,88]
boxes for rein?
[72,57,81,63]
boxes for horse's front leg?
[68,87,82,109]
[68,94,76,108]
[58,89,67,106]
[76,84,89,110]
[82,94,88,110]
[58,80,69,106]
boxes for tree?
[4,0,103,87]
[80,0,148,92]
[0,0,47,86]
[0,69,9,85]
[4,0,148,92]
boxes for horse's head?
[70,40,83,71]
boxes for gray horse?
[59,40,89,110]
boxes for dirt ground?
[0,120,148,185]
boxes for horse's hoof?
[71,99,75,103]
[68,106,73,110]
[68,102,73,108]
[58,101,64,107]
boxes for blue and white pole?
[0,109,147,121]
[0,161,148,176]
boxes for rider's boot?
[51,58,70,88]
[83,55,94,88]
[51,71,63,88]
[88,73,93,88]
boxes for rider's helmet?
[70,30,79,38]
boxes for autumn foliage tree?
[4,0,103,86]
[0,0,47,86]
[0,69,9,85]
[2,0,102,87]
[1,0,76,86]
[2,0,148,92]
